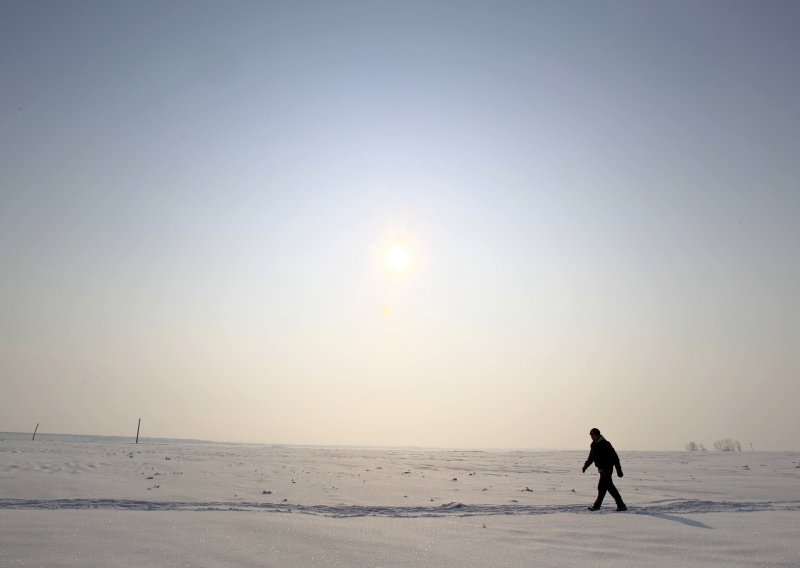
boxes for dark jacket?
[583,437,621,472]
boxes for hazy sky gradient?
[2,0,798,450]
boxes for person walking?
[582,427,627,511]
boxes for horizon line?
[0,431,779,453]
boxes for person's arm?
[582,447,595,472]
[610,444,623,477]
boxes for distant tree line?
[685,439,743,452]
[713,439,742,452]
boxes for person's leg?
[606,477,625,508]
[592,471,610,509]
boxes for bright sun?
[386,244,411,272]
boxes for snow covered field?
[1,434,798,567]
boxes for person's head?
[589,428,601,442]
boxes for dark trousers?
[594,468,624,508]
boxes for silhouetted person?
[582,427,627,511]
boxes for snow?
[1,435,799,567]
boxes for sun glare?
[386,244,411,272]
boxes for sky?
[1,0,798,451]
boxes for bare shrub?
[713,439,742,452]
[685,441,707,451]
